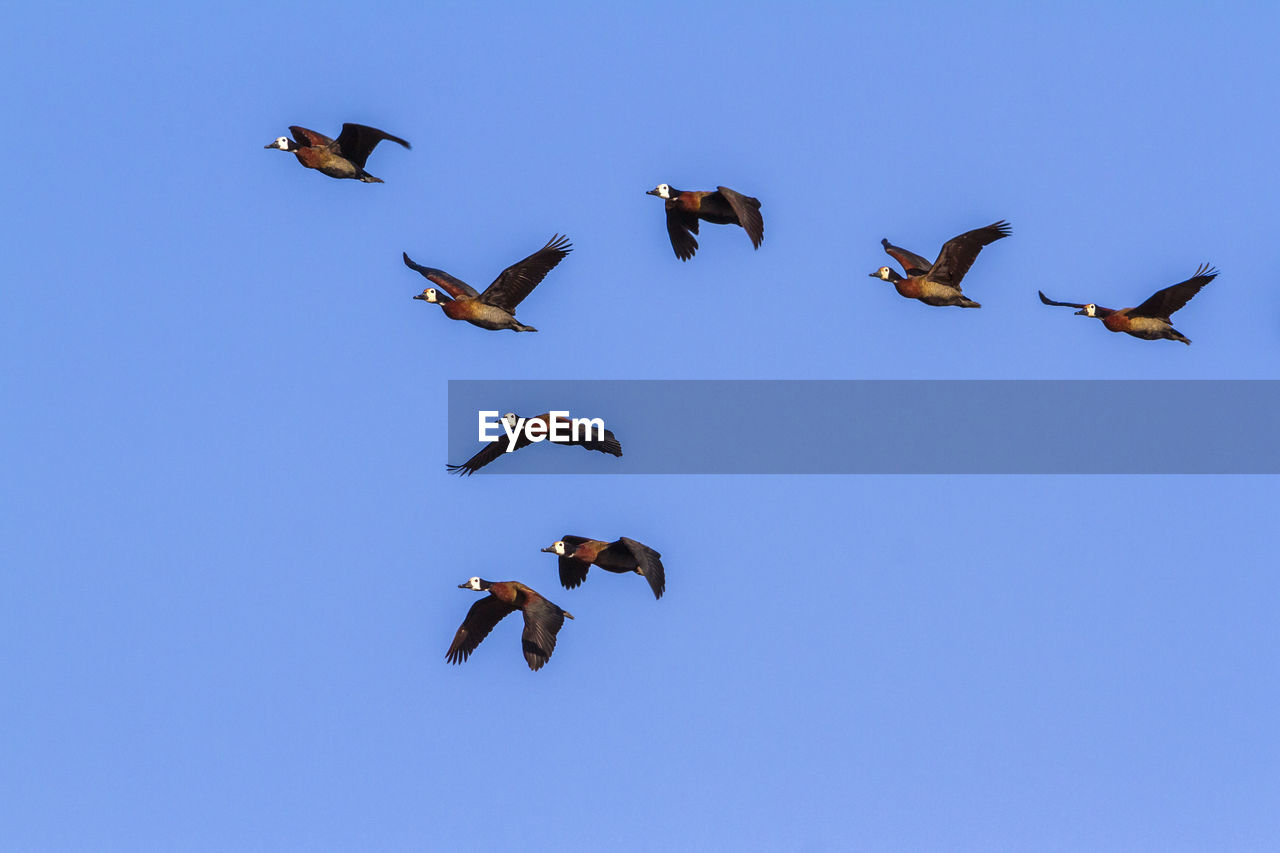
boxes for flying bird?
[406,235,571,332]
[1038,263,1217,345]
[264,123,410,182]
[447,578,573,671]
[869,221,1011,308]
[647,184,763,261]
[542,536,666,600]
[447,412,622,476]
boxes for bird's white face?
[462,577,482,590]
[1084,303,1097,317]
[421,288,439,303]
[652,183,672,199]
[875,266,892,280]
[268,136,290,150]
[551,540,567,556]
[502,413,519,428]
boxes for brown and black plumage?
[447,412,622,476]
[542,536,666,600]
[1039,263,1217,345]
[447,578,573,671]
[407,234,571,332]
[647,184,763,261]
[869,221,1010,308]
[264,123,410,182]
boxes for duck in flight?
[1038,263,1217,345]
[541,536,666,600]
[264,123,410,182]
[447,412,622,476]
[869,221,1011,308]
[406,235,571,332]
[447,578,573,671]
[647,184,763,261]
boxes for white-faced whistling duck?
[541,536,666,600]
[869,221,1011,308]
[405,235,571,333]
[447,412,622,476]
[447,578,574,671]
[264,123,410,182]
[646,184,763,261]
[1038,263,1217,345]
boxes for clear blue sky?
[3,2,1279,850]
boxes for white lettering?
[477,411,501,442]
[572,417,605,442]
[547,411,571,442]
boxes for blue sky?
[3,2,1279,850]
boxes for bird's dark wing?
[1129,263,1217,319]
[479,234,572,312]
[528,415,623,458]
[1038,291,1090,309]
[403,253,480,299]
[334,123,411,169]
[521,597,570,671]
[446,596,516,664]
[716,187,764,249]
[447,432,528,476]
[565,420,621,456]
[580,427,623,457]
[288,126,332,148]
[557,557,590,590]
[881,239,933,276]
[617,537,666,600]
[665,205,700,261]
[927,220,1011,288]
[555,535,592,589]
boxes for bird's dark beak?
[540,546,555,553]
[413,293,427,301]
[645,188,660,196]
[457,582,470,588]
[263,142,275,149]
[1074,308,1087,315]
[868,272,879,278]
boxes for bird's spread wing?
[555,535,592,589]
[403,253,480,299]
[334,123,411,169]
[529,414,623,457]
[557,556,590,590]
[927,220,1011,288]
[1038,291,1090,309]
[521,598,569,671]
[618,537,666,599]
[288,126,332,147]
[881,239,932,276]
[446,596,516,664]
[447,432,523,476]
[556,416,622,456]
[665,205,700,261]
[480,234,572,312]
[717,187,764,249]
[585,427,623,457]
[1129,263,1217,319]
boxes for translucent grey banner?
[446,380,1280,474]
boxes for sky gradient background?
[3,2,1279,850]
